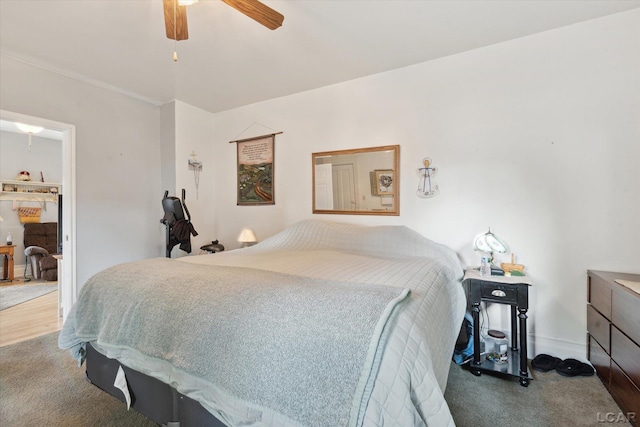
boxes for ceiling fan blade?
[221,0,284,30]
[163,0,189,40]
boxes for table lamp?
[473,228,507,267]
[237,228,257,248]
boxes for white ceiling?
[1,0,639,114]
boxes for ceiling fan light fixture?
[163,0,283,59]
[15,123,44,134]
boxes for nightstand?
[463,268,533,386]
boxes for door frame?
[1,109,77,320]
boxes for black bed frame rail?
[85,344,226,426]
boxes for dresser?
[587,270,640,426]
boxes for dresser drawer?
[610,361,640,427]
[588,335,611,387]
[587,304,610,354]
[480,282,518,304]
[588,273,612,319]
[612,287,640,346]
[611,326,640,387]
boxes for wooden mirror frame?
[312,145,400,216]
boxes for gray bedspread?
[60,257,409,427]
[181,220,466,427]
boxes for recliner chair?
[23,222,58,281]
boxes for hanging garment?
[169,219,198,254]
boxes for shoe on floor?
[531,354,562,372]
[555,358,595,377]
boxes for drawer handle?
[491,290,507,297]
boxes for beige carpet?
[0,332,154,427]
[445,361,630,426]
[0,332,631,426]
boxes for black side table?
[464,269,533,387]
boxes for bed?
[59,219,466,427]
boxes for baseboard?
[12,264,27,280]
[528,334,588,362]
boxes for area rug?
[0,284,57,310]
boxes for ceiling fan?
[163,0,284,42]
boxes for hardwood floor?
[0,281,62,347]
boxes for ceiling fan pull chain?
[173,0,178,61]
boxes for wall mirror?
[312,145,399,216]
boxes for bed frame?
[85,343,226,427]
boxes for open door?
[0,110,77,321]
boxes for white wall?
[209,10,640,359]
[170,100,216,257]
[0,56,163,287]
[0,130,62,266]
[160,102,177,198]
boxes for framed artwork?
[236,135,275,205]
[370,169,395,196]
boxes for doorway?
[0,110,76,321]
[332,163,357,211]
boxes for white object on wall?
[417,158,439,198]
[188,151,203,199]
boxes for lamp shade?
[0,215,4,222]
[473,229,507,254]
[237,228,257,244]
